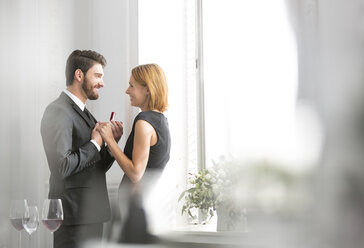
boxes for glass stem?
[18,231,21,248]
[29,234,32,248]
[51,232,53,248]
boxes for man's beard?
[82,77,99,100]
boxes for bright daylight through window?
[138,0,320,232]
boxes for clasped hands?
[92,121,123,146]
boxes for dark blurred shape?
[118,187,159,244]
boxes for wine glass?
[22,206,39,248]
[9,199,28,248]
[42,199,63,248]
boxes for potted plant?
[178,157,246,229]
[178,168,218,224]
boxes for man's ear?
[74,69,84,82]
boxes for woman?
[97,65,171,238]
[97,63,170,184]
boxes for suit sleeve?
[99,145,114,172]
[41,105,110,179]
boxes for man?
[41,49,123,247]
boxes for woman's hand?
[110,120,123,143]
[96,122,114,144]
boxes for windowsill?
[171,224,217,232]
[97,230,251,248]
[171,220,218,232]
[154,220,251,247]
[158,229,251,248]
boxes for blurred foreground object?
[179,156,307,232]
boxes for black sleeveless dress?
[116,111,171,242]
[119,110,171,189]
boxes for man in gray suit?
[41,50,123,248]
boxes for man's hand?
[92,123,104,147]
[110,120,123,143]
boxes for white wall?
[0,0,137,246]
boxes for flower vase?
[198,209,209,224]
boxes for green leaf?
[209,208,214,217]
[187,209,196,219]
[178,188,196,202]
[181,205,187,215]
[178,191,186,202]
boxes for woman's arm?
[98,120,155,183]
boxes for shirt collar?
[63,89,86,111]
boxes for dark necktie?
[84,107,93,122]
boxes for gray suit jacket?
[41,92,114,225]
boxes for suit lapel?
[73,105,95,128]
[60,92,95,128]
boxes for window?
[202,0,298,166]
[138,0,317,233]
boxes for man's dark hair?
[65,49,107,86]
